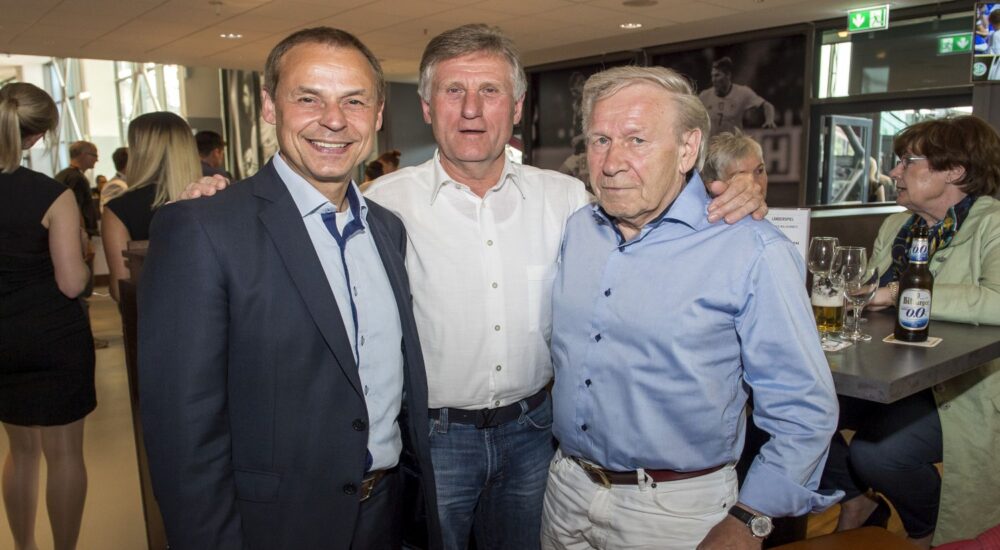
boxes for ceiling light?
[837,30,849,38]
[622,0,657,6]
[620,23,643,30]
[220,33,243,39]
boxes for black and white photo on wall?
[652,33,806,201]
[528,34,805,203]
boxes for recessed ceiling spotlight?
[620,22,643,30]
[622,0,657,6]
[220,33,243,39]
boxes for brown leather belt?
[428,388,547,429]
[359,469,388,502]
[570,456,725,488]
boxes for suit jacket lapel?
[253,162,364,397]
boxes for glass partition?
[807,104,972,205]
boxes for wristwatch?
[728,505,773,538]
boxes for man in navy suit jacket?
[138,27,441,549]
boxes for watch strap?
[728,505,754,525]
[728,505,772,538]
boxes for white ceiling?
[0,0,945,81]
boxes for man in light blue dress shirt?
[542,66,840,549]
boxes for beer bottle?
[894,224,934,342]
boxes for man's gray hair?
[418,24,526,102]
[581,66,711,170]
[702,130,763,183]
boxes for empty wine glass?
[808,237,839,277]
[836,247,874,341]
[842,267,879,341]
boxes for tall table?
[826,310,1000,403]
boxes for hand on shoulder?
[175,174,230,202]
[706,172,768,224]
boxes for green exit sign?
[847,5,890,33]
[938,33,973,55]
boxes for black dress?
[106,184,158,241]
[0,167,96,426]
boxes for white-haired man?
[542,66,839,549]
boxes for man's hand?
[697,514,762,550]
[177,175,230,201]
[706,171,767,224]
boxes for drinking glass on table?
[807,237,839,277]
[834,246,869,341]
[842,267,880,342]
[808,237,842,335]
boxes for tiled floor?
[0,289,147,549]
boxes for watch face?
[750,516,773,537]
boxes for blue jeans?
[428,393,556,550]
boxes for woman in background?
[376,149,401,174]
[101,111,200,302]
[822,115,1000,547]
[0,82,94,550]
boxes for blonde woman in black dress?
[102,111,201,303]
[0,83,94,550]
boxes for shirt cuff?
[739,459,843,517]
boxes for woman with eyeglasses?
[821,115,1000,547]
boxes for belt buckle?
[577,459,612,488]
[359,472,381,502]
[475,407,500,429]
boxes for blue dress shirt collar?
[590,170,711,246]
[272,151,370,226]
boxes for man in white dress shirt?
[365,24,769,550]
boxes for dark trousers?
[820,390,943,538]
[352,469,404,550]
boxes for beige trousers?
[541,449,737,550]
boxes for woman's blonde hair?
[125,111,201,208]
[0,82,58,173]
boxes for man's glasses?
[893,155,927,169]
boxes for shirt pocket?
[526,264,558,334]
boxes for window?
[817,12,974,99]
[44,58,87,172]
[114,62,185,139]
[808,99,972,205]
[808,7,974,206]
